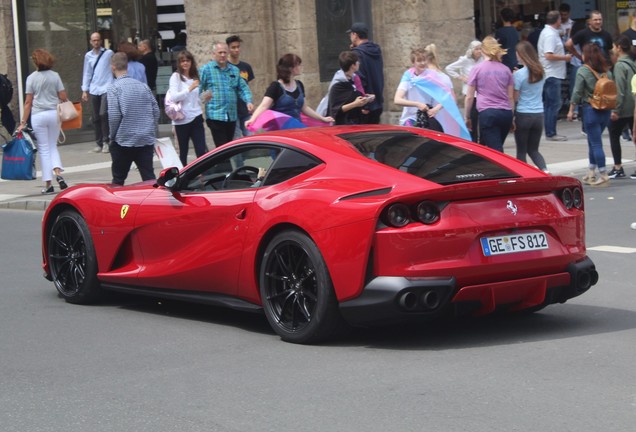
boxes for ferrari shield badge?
[120,204,130,219]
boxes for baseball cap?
[346,22,369,36]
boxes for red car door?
[132,187,256,295]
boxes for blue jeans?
[543,77,562,137]
[479,108,513,152]
[581,104,610,171]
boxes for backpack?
[0,74,13,106]
[585,66,617,110]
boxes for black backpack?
[0,74,13,106]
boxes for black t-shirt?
[264,80,305,101]
[230,60,254,117]
[572,28,614,60]
[139,52,158,91]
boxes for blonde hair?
[423,44,440,70]
[481,36,507,62]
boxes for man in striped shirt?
[199,41,253,146]
[107,52,160,185]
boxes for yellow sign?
[120,204,129,219]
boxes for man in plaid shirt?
[199,41,254,146]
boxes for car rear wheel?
[48,210,100,304]
[260,230,342,344]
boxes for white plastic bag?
[154,137,183,169]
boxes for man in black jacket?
[347,22,384,124]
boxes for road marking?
[588,246,636,254]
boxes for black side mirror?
[155,167,180,188]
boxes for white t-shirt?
[168,72,203,125]
[538,25,567,79]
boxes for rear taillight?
[560,187,583,210]
[381,201,442,228]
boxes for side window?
[264,149,322,186]
[180,147,281,192]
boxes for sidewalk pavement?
[1,120,635,211]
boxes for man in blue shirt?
[81,32,114,153]
[107,52,159,185]
[199,41,253,147]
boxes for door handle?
[235,208,247,220]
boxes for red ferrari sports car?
[42,125,598,343]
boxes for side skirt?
[100,283,264,313]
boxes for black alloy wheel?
[260,230,342,344]
[48,210,100,304]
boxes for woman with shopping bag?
[16,48,70,194]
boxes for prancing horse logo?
[506,200,518,216]
[120,204,129,219]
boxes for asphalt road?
[1,181,635,431]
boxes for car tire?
[260,230,342,344]
[48,210,101,304]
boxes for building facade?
[0,0,615,141]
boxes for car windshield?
[339,131,519,185]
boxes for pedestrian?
[138,39,158,94]
[565,10,613,63]
[107,52,160,185]
[464,36,514,152]
[226,35,255,138]
[328,51,367,125]
[513,41,548,172]
[169,50,207,167]
[1,73,15,134]
[607,35,636,179]
[538,10,572,142]
[567,43,612,187]
[199,41,253,147]
[394,47,448,133]
[246,53,333,129]
[81,32,114,154]
[446,40,482,142]
[348,22,384,124]
[495,7,519,71]
[16,49,69,194]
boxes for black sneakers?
[631,171,636,180]
[608,167,626,179]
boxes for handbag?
[61,102,82,130]
[58,100,79,122]
[1,130,37,180]
[164,74,185,121]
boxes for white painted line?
[588,246,636,254]
[0,194,24,201]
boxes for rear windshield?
[338,131,518,185]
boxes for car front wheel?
[48,210,100,304]
[260,230,342,344]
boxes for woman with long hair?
[567,43,612,187]
[16,49,69,194]
[513,41,548,172]
[607,35,636,179]
[446,40,483,142]
[168,50,207,166]
[245,53,333,129]
[464,36,514,152]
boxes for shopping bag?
[61,102,82,130]
[1,131,37,180]
[154,137,183,169]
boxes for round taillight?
[383,203,411,227]
[416,201,440,224]
[572,187,583,209]
[562,188,574,209]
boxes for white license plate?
[480,232,549,256]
